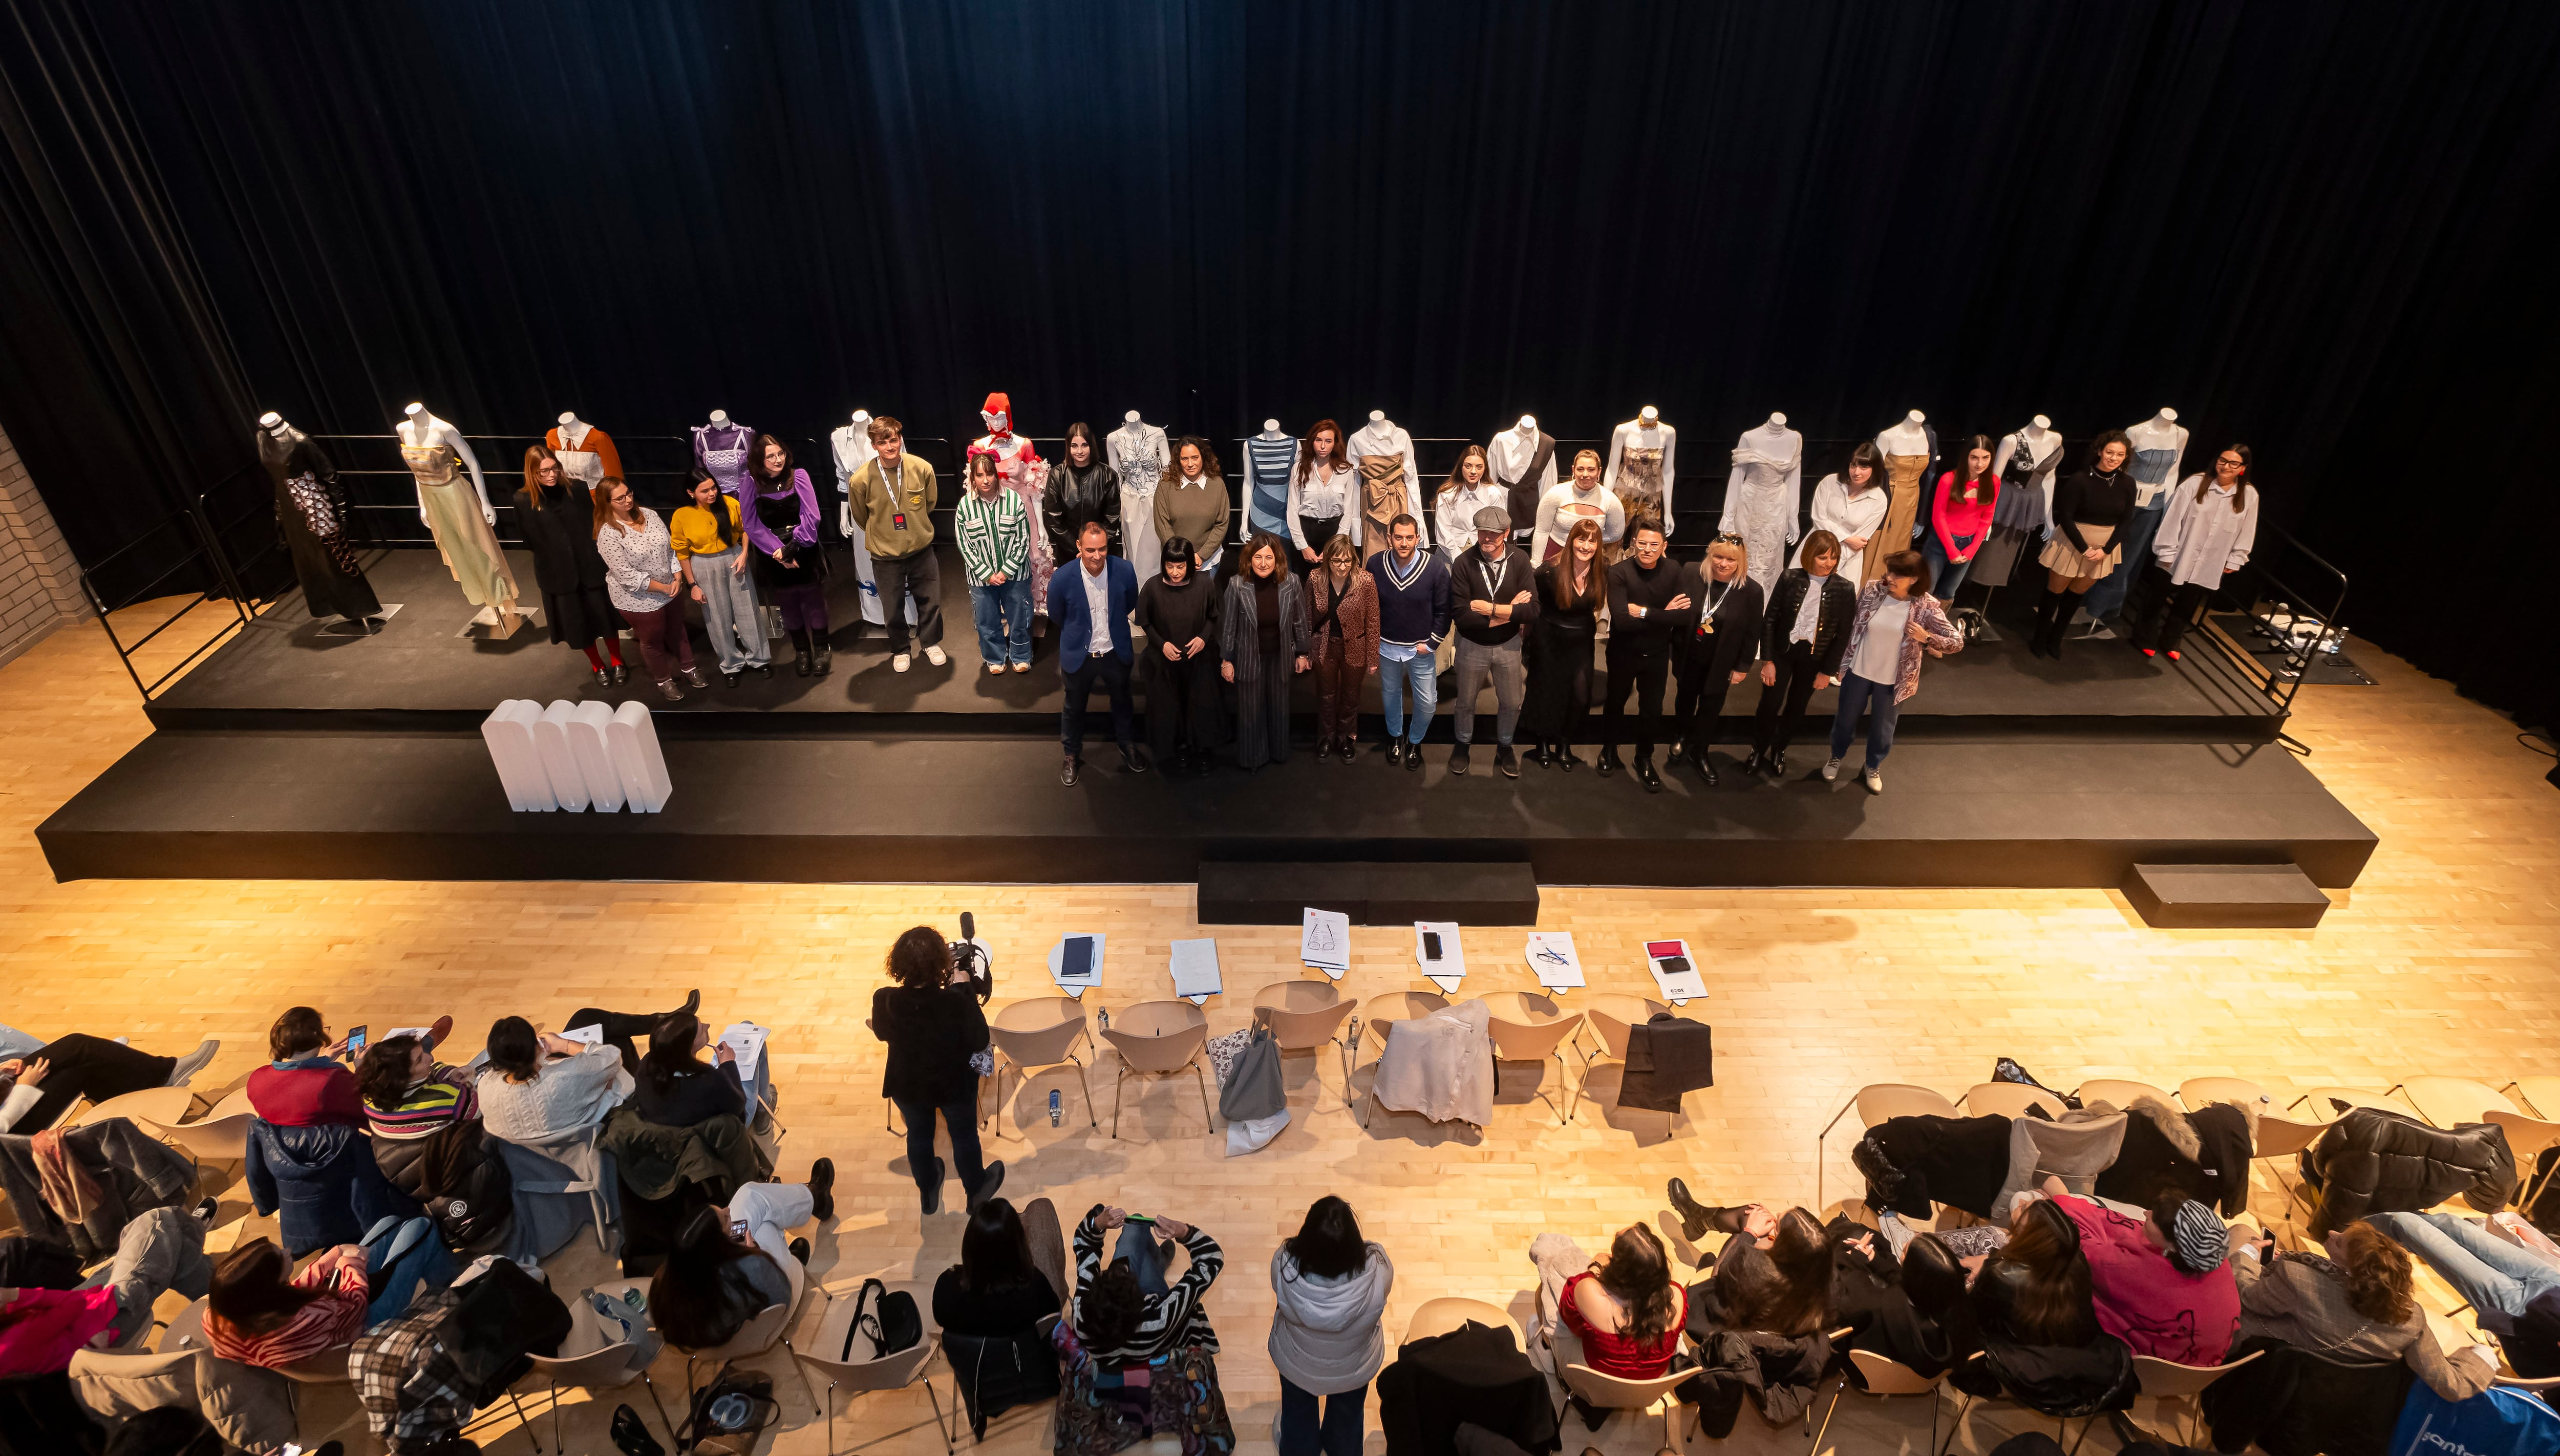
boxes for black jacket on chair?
[2297,1107,2515,1240]
[1758,569,1856,674]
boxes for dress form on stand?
[1108,411,1170,583]
[259,411,392,633]
[397,402,524,636]
[1972,414,2061,644]
[1720,412,1802,596]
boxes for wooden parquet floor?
[3,614,2553,1454]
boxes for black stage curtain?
[2,0,2556,731]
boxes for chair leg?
[1808,1381,1843,1452]
[1071,1054,1098,1128]
[1937,1390,1972,1456]
[1112,1064,1127,1138]
[639,1371,676,1450]
[1193,1059,1219,1132]
[825,1382,836,1456]
[504,1389,540,1453]
[925,1376,956,1454]
[550,1377,566,1455]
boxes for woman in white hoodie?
[1268,1196,1395,1456]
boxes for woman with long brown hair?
[511,443,624,687]
[1522,517,1607,768]
[1971,1197,2100,1346]
[1288,419,1356,566]
[743,432,833,676]
[1556,1224,1684,1379]
[593,477,701,701]
[1305,531,1378,762]
[2136,442,2259,660]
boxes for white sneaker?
[893,653,912,673]
[1821,758,1841,781]
[164,1038,220,1086]
[1863,768,1884,794]
[986,662,1006,676]
[1013,661,1033,673]
[924,645,949,667]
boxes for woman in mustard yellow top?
[674,468,771,683]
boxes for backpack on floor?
[676,1361,780,1454]
[841,1275,923,1361]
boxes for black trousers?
[1752,640,1823,751]
[871,549,945,653]
[1599,645,1670,756]
[2141,580,2214,652]
[1143,644,1223,757]
[1062,652,1136,759]
[1674,661,1742,749]
[566,1001,691,1074]
[8,1033,174,1132]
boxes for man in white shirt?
[1050,523,1147,785]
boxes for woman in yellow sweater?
[674,469,771,683]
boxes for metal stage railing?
[76,490,253,703]
[2181,526,2350,753]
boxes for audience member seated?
[649,1161,833,1350]
[0,1032,219,1134]
[2233,1219,2496,1400]
[1841,1230,1976,1380]
[1551,1223,1684,1379]
[246,1005,370,1127]
[563,990,700,1074]
[204,1237,368,1369]
[0,1204,216,1375]
[630,1011,745,1128]
[354,1024,474,1142]
[936,1196,1069,1438]
[1963,1197,2136,1416]
[1071,1204,1224,1367]
[1268,1196,1394,1456]
[2041,1183,2238,1365]
[246,1098,416,1259]
[2367,1209,2560,1378]
[475,1016,632,1145]
[1666,1200,1832,1435]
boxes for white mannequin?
[397,403,494,524]
[1991,414,2063,525]
[1349,410,1425,546]
[1876,409,1930,456]
[1108,411,1171,581]
[834,408,876,537]
[1604,406,1678,533]
[1487,414,1558,541]
[1721,414,1803,593]
[555,410,589,449]
[258,410,289,443]
[2124,409,2191,506]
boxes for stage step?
[1197,861,1539,927]
[2122,862,2332,928]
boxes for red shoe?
[2140,648,2157,658]
[2166,649,2182,661]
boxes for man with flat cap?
[1447,505,1539,778]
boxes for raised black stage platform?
[53,544,2370,891]
[38,732,2374,889]
[147,547,2287,741]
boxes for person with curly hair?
[868,926,1000,1215]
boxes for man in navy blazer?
[1049,522,1148,785]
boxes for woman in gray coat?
[1219,531,1312,770]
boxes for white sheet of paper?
[1047,933,1106,998]
[557,1023,606,1047]
[1300,908,1351,976]
[720,1022,769,1081]
[1523,931,1584,989]
[1169,938,1223,1003]
[1644,938,1708,1004]
[1414,921,1466,994]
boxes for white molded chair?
[505,1278,673,1454]
[2132,1348,2264,1445]
[1098,1000,1217,1139]
[1808,1348,1952,1456]
[987,997,1097,1139]
[2074,1077,2173,1110]
[1359,991,1449,1059]
[2399,1076,2522,1127]
[787,1279,952,1455]
[1550,1319,1689,1449]
[66,1084,198,1131]
[1816,1082,1962,1212]
[1404,1296,1516,1344]
[1961,1082,2068,1121]
[1252,980,1358,1110]
[1481,991,1583,1126]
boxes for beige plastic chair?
[2075,1077,2173,1110]
[134,1103,255,1172]
[1481,991,1583,1125]
[1360,991,1449,1055]
[987,997,1096,1139]
[787,1280,952,1455]
[1808,1348,1952,1455]
[66,1084,198,1131]
[1961,1082,2067,1120]
[2400,1076,2522,1127]
[2177,1080,2329,1223]
[271,1343,356,1423]
[1566,993,1670,1118]
[1253,980,1357,1111]
[1816,1083,1962,1211]
[505,1278,673,1454]
[2510,1078,2560,1122]
[670,1241,808,1395]
[2291,1086,2403,1121]
[1404,1296,1516,1344]
[1098,1000,1217,1139]
[1552,1319,1691,1451]
[2133,1348,2263,1445]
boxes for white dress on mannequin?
[1108,418,1170,583]
[1720,423,1803,595]
[831,412,904,627]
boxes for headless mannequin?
[258,411,382,627]
[1244,417,1298,538]
[1108,410,1171,583]
[1349,409,1423,548]
[1605,406,1678,537]
[1989,415,2060,508]
[1967,415,2062,641]
[1489,414,1558,543]
[832,408,905,629]
[1869,410,1937,584]
[1721,413,1803,594]
[2077,409,2191,633]
[545,411,621,488]
[694,409,755,497]
[398,402,521,626]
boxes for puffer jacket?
[245,1120,418,1257]
[2298,1107,2515,1240]
[2094,1096,2258,1216]
[1853,1113,2013,1220]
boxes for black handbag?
[841,1276,923,1360]
[677,1361,781,1452]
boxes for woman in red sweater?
[1922,435,1999,604]
[1556,1224,1687,1379]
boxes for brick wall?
[0,420,93,667]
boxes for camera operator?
[870,924,1002,1216]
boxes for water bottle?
[1097,1007,1111,1033]
[1346,1014,1361,1046]
[1049,1089,1062,1126]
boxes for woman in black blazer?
[869,926,1001,1215]
[1670,534,1767,786]
[512,444,623,686]
[1746,532,1856,778]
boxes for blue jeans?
[1827,671,1901,771]
[361,1214,458,1327]
[1923,534,1978,601]
[1277,1374,1368,1456]
[2366,1212,2560,1322]
[1378,650,1437,742]
[891,1091,988,1202]
[2081,500,2165,621]
[970,577,1034,667]
[1114,1222,1173,1296]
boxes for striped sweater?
[206,1245,368,1369]
[1072,1204,1223,1361]
[364,1065,478,1141]
[954,488,1031,586]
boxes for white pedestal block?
[609,702,673,812]
[480,699,556,811]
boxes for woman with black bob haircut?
[1135,534,1223,774]
[869,925,1001,1215]
[1268,1196,1395,1456]
[631,1009,746,1128]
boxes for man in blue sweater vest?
[1366,515,1452,770]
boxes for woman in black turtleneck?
[2030,431,2138,660]
[1135,536,1222,774]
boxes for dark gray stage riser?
[34,831,2370,890]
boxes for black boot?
[2044,593,2074,661]
[812,630,833,676]
[2031,589,2068,659]
[791,629,814,677]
